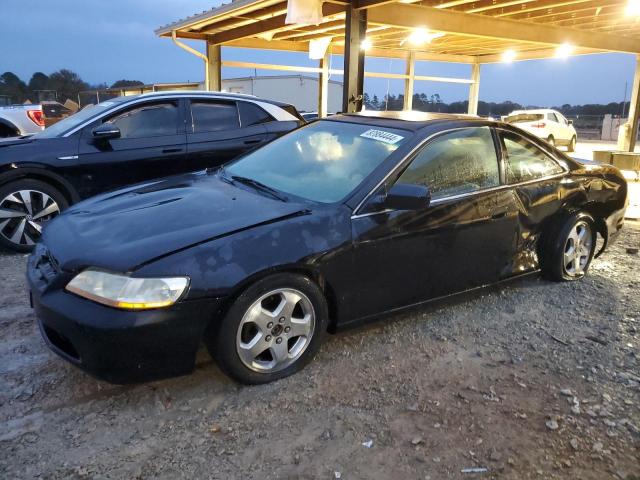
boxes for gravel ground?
[0,225,639,480]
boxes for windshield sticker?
[360,129,404,145]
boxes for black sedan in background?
[0,91,303,251]
[28,111,627,384]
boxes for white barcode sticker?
[359,129,404,145]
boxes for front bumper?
[27,247,223,384]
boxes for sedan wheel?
[209,273,328,384]
[0,180,67,252]
[563,220,593,277]
[540,211,596,282]
[236,288,315,373]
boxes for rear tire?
[206,273,328,384]
[567,136,576,153]
[539,211,596,282]
[0,179,68,253]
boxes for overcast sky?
[0,0,635,106]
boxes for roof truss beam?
[365,2,640,53]
[208,3,345,45]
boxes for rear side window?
[397,127,500,200]
[238,102,274,126]
[505,113,543,124]
[500,131,564,183]
[190,101,239,133]
[107,101,178,139]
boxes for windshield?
[225,120,410,203]
[33,98,129,138]
[505,113,544,124]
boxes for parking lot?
[1,219,638,479]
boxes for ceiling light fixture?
[501,49,517,63]
[626,0,640,16]
[555,43,574,59]
[401,28,444,46]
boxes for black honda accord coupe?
[27,111,627,384]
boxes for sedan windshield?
[225,120,410,203]
[33,97,130,138]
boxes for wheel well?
[212,266,340,334]
[580,202,609,243]
[0,173,75,205]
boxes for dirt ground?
[0,225,639,480]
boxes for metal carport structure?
[156,0,640,152]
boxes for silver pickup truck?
[0,104,45,137]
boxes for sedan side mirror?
[385,183,431,210]
[92,123,121,141]
[567,119,573,125]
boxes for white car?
[504,109,577,152]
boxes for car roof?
[509,109,557,114]
[329,110,487,131]
[130,90,296,109]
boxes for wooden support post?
[468,61,480,115]
[318,49,330,118]
[619,54,640,152]
[206,42,222,91]
[403,50,416,111]
[342,5,366,113]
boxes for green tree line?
[0,70,143,104]
[364,92,630,118]
[1,70,629,117]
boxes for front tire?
[568,136,576,153]
[0,179,68,252]
[207,273,328,384]
[540,212,596,282]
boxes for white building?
[82,75,343,113]
[222,75,343,113]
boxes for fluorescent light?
[501,49,517,63]
[626,0,640,16]
[555,43,574,59]
[402,28,444,46]
[361,38,372,51]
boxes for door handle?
[244,139,262,145]
[162,148,183,154]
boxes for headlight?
[65,268,189,310]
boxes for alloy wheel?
[563,220,593,276]
[236,288,315,373]
[0,190,60,246]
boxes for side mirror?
[567,119,573,125]
[92,123,120,141]
[385,183,431,210]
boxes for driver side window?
[105,101,179,139]
[396,126,500,201]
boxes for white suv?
[504,109,577,152]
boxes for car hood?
[42,172,310,272]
